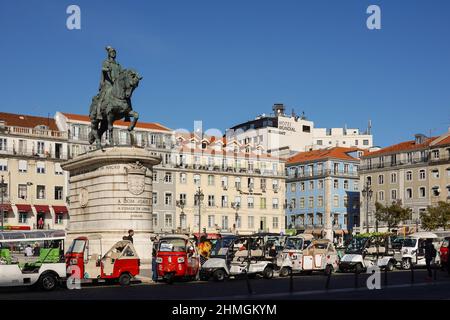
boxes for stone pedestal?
[61,147,161,262]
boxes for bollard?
[245,271,253,295]
[410,266,414,284]
[354,269,359,289]
[433,265,437,280]
[325,271,331,290]
[384,267,388,287]
[289,268,294,293]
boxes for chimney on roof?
[272,103,285,117]
[415,133,427,145]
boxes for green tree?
[420,201,450,231]
[375,200,412,231]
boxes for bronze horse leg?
[127,110,139,132]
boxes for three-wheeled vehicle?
[0,230,66,291]
[200,235,237,281]
[156,235,200,284]
[276,234,313,277]
[201,235,276,281]
[300,239,339,275]
[395,232,442,270]
[65,234,140,286]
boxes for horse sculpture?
[88,69,142,149]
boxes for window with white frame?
[290,183,296,192]
[419,170,426,180]
[235,177,241,190]
[165,214,173,228]
[18,184,27,199]
[222,216,229,229]
[37,141,45,155]
[0,159,7,171]
[333,195,339,207]
[260,197,267,209]
[391,173,397,183]
[406,171,412,181]
[19,212,27,224]
[221,195,228,208]
[18,160,27,173]
[54,186,63,200]
[300,182,305,191]
[308,196,314,208]
[208,195,215,207]
[164,172,172,183]
[378,175,384,185]
[378,191,384,201]
[272,198,279,209]
[0,138,6,151]
[406,188,413,199]
[36,161,45,174]
[153,214,158,228]
[272,179,279,190]
[208,175,215,186]
[273,217,279,229]
[344,180,349,189]
[208,215,215,228]
[37,185,45,199]
[431,169,439,179]
[54,162,63,175]
[333,179,339,189]
[179,173,187,184]
[194,174,201,185]
[248,216,254,229]
[221,176,228,188]
[164,193,173,206]
[419,187,426,198]
[391,189,397,200]
[309,181,314,190]
[318,196,323,207]
[153,171,158,182]
[318,180,324,189]
[152,192,158,205]
[247,197,254,209]
[300,197,305,208]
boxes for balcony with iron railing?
[428,154,450,165]
[359,155,429,172]
[286,169,358,181]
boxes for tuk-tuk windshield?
[67,239,85,254]
[345,237,368,254]
[403,238,417,248]
[159,238,186,252]
[211,237,235,257]
[285,238,304,250]
[310,242,328,250]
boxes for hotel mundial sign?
[278,120,297,132]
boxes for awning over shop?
[193,233,221,239]
[0,204,12,211]
[34,205,50,214]
[16,204,32,212]
[52,205,68,214]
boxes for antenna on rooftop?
[368,119,372,135]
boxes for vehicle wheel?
[355,263,363,274]
[262,266,274,279]
[213,269,226,282]
[279,267,290,277]
[119,273,131,286]
[386,260,394,271]
[39,273,57,291]
[325,265,334,276]
[401,258,412,270]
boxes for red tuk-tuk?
[65,235,140,286]
[156,235,199,284]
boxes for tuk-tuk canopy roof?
[0,230,65,242]
[408,232,438,239]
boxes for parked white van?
[0,230,66,290]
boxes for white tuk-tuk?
[0,230,66,291]
[395,232,441,270]
[276,234,313,277]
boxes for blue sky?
[0,0,449,147]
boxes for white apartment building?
[225,103,373,157]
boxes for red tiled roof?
[287,147,360,164]
[62,113,171,132]
[0,112,59,131]
[363,137,438,157]
[432,134,450,147]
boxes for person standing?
[24,245,33,257]
[38,217,44,230]
[151,240,159,283]
[424,238,436,280]
[33,242,40,257]
[123,229,134,243]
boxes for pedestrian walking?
[424,238,436,280]
[152,239,159,283]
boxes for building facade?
[358,133,443,232]
[172,133,286,235]
[285,147,360,239]
[0,112,69,230]
[226,103,373,157]
[428,132,450,205]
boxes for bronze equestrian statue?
[88,46,142,149]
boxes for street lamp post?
[361,180,373,233]
[0,175,6,231]
[232,202,240,234]
[176,200,186,232]
[194,187,204,243]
